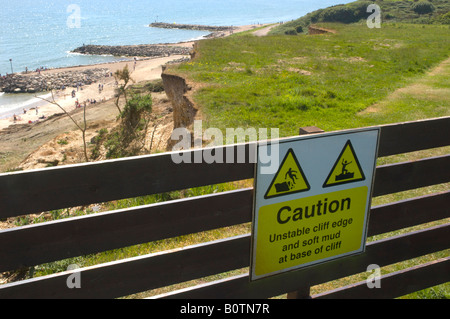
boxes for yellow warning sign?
[255,186,368,277]
[323,140,365,187]
[264,149,310,199]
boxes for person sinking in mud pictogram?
[341,159,352,175]
[335,159,354,181]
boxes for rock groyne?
[0,68,110,93]
[150,22,235,32]
[72,44,191,58]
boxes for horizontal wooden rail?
[0,234,250,299]
[0,185,447,274]
[372,155,449,197]
[0,188,254,273]
[0,117,448,218]
[377,117,450,157]
[0,117,448,299]
[313,257,450,299]
[152,224,449,299]
[0,153,448,222]
[0,144,256,218]
[1,224,448,299]
[367,191,449,237]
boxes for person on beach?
[35,106,38,115]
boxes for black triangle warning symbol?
[264,149,310,199]
[323,140,365,188]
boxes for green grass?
[170,22,449,137]
[270,0,450,36]
[163,20,450,299]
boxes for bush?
[318,2,373,24]
[144,80,165,93]
[121,93,152,130]
[412,1,436,14]
[348,1,374,20]
[284,28,297,35]
[321,6,357,23]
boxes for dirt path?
[253,24,278,37]
[359,57,450,115]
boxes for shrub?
[121,93,152,130]
[284,28,297,35]
[319,2,373,24]
[348,1,374,20]
[144,80,165,93]
[321,6,357,23]
[412,1,436,14]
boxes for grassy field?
[164,19,450,298]
[10,5,449,299]
[171,22,449,137]
[271,0,450,36]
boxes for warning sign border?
[264,148,311,199]
[322,140,366,188]
[251,127,380,282]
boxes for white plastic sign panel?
[251,128,380,281]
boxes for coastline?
[0,54,189,131]
[0,24,260,131]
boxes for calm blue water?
[0,0,352,117]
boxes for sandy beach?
[0,24,263,131]
[0,54,190,131]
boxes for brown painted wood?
[1,217,448,299]
[1,117,448,219]
[1,187,447,274]
[154,224,449,299]
[368,191,450,236]
[2,224,448,299]
[377,117,450,157]
[0,143,256,218]
[372,155,450,197]
[313,257,450,299]
[0,117,448,299]
[0,234,251,299]
[0,188,253,273]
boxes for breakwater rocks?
[72,44,191,58]
[150,22,235,32]
[0,68,110,94]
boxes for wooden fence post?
[287,126,325,299]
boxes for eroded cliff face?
[161,72,198,130]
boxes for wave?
[66,51,84,56]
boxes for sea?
[0,0,352,118]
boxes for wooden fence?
[0,117,448,299]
